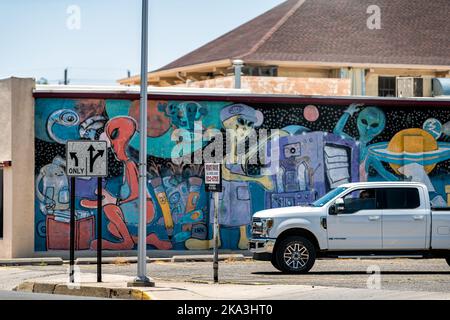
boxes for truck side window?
[342,189,379,213]
[383,188,420,209]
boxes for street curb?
[171,254,245,263]
[0,258,63,266]
[14,282,152,300]
[75,257,153,265]
[0,254,253,267]
[74,255,248,265]
[34,249,252,260]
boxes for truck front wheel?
[275,236,316,274]
[271,254,281,271]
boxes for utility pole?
[128,0,154,287]
[64,68,69,85]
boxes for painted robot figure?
[81,116,172,250]
[186,104,274,250]
[36,155,70,220]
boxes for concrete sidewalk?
[14,272,450,300]
[0,258,63,266]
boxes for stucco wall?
[0,78,35,258]
[176,76,351,96]
[0,80,12,162]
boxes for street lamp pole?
[129,0,154,287]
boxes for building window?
[242,66,278,77]
[397,77,425,97]
[0,169,3,238]
[414,78,423,97]
[378,76,396,97]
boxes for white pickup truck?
[249,182,450,273]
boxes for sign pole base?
[127,276,155,288]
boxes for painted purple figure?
[186,104,274,250]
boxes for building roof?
[155,0,450,72]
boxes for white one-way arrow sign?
[66,141,108,177]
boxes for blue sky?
[0,0,285,84]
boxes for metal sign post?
[97,177,103,282]
[69,177,75,283]
[213,192,219,283]
[205,163,222,283]
[66,141,108,283]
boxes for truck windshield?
[311,187,347,207]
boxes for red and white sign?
[205,163,222,192]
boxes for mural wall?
[35,98,450,251]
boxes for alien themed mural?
[34,97,450,251]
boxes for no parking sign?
[204,163,222,192]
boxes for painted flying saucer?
[368,128,450,174]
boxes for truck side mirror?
[334,198,345,214]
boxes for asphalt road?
[1,258,450,294]
[0,290,103,300]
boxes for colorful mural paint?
[35,98,450,251]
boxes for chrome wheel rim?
[284,242,309,269]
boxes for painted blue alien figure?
[158,101,208,132]
[158,101,208,158]
[333,103,396,181]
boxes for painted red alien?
[81,116,172,250]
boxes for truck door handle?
[368,216,380,221]
[413,215,424,221]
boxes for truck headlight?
[252,218,274,237]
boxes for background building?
[119,0,450,97]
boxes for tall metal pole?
[129,0,154,287]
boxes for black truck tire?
[274,236,316,274]
[271,253,282,271]
[446,257,450,267]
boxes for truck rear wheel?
[275,236,316,274]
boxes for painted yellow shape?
[156,193,174,229]
[446,185,450,206]
[387,128,437,174]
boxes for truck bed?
[431,208,450,250]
